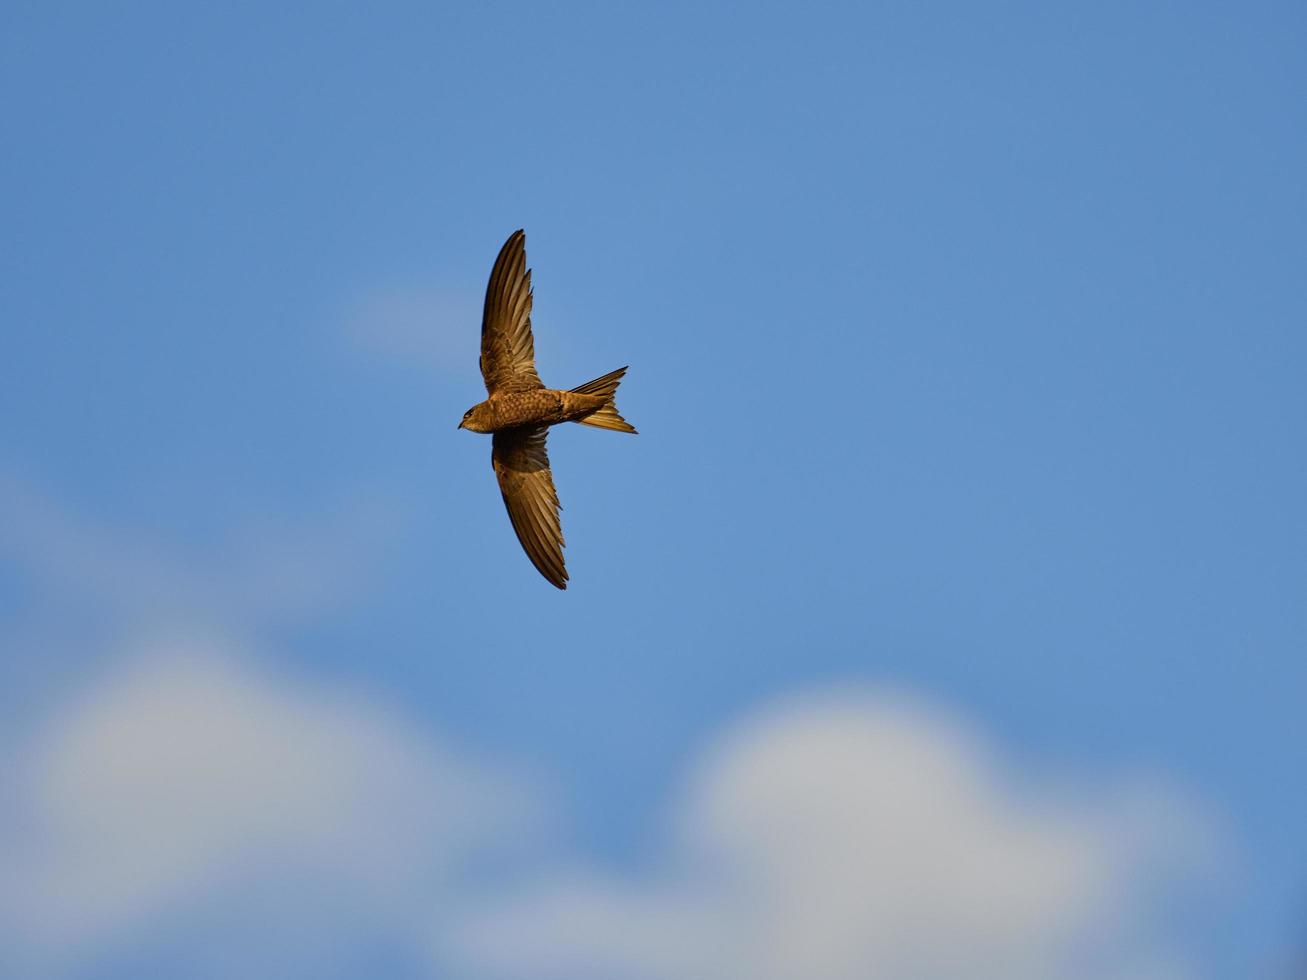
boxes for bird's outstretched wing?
[480,230,545,395]
[492,427,567,589]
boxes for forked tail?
[570,366,638,433]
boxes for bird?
[457,229,636,589]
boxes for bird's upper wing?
[480,230,545,395]
[492,427,567,589]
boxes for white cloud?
[0,641,537,974]
[0,662,1225,980]
[448,693,1222,980]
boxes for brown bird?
[457,230,636,589]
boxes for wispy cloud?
[342,284,480,374]
[0,472,405,631]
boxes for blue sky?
[2,2,1304,978]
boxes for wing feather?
[491,427,567,589]
[480,230,544,394]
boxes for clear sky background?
[2,3,1304,978]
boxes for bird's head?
[457,403,492,433]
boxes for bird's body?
[459,388,610,434]
[456,230,636,589]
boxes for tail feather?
[570,366,637,434]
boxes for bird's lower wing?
[491,427,567,589]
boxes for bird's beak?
[456,420,465,430]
